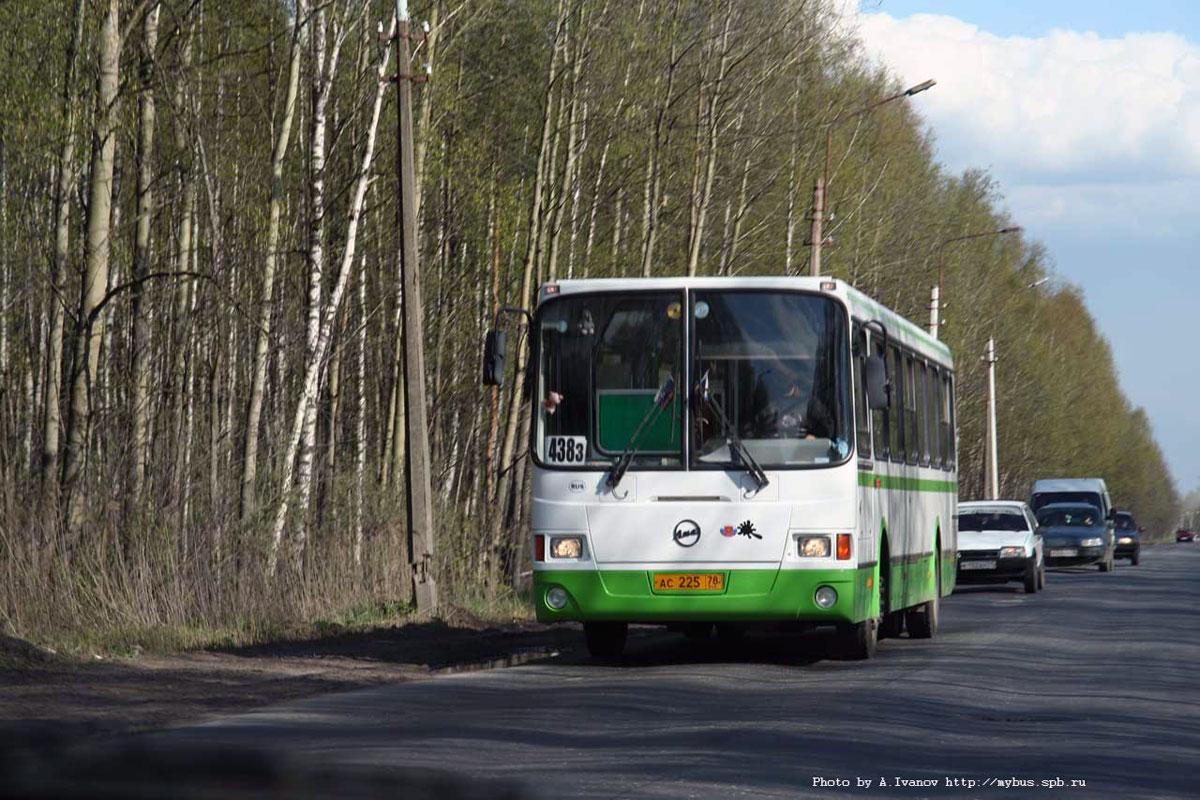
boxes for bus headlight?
[999,546,1026,558]
[546,586,569,610]
[797,535,831,558]
[814,586,838,609]
[550,537,585,559]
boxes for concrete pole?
[394,0,438,611]
[929,284,940,338]
[809,178,824,277]
[984,337,1000,500]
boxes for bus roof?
[540,276,953,367]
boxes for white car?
[956,500,1046,594]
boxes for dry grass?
[0,486,530,658]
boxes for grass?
[0,493,535,661]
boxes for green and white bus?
[483,277,957,659]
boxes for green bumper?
[534,566,875,624]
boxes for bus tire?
[1023,561,1038,594]
[845,617,878,660]
[880,611,904,639]
[584,622,627,659]
[906,559,940,639]
[877,545,901,639]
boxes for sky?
[850,0,1200,499]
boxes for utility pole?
[808,178,824,277]
[390,0,437,612]
[928,284,940,338]
[983,337,999,500]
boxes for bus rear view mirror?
[483,330,507,386]
[865,355,889,410]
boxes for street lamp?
[928,226,1023,338]
[981,277,1049,499]
[809,79,936,277]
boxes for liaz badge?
[720,525,736,537]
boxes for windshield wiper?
[606,375,676,490]
[694,372,769,490]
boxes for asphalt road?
[157,544,1199,799]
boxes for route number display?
[545,436,587,465]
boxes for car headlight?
[1081,537,1103,547]
[550,536,585,559]
[999,546,1026,558]
[796,535,831,558]
[1118,536,1133,544]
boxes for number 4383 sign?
[545,435,587,464]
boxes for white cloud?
[850,12,1200,181]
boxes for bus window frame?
[852,323,872,460]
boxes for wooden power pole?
[391,0,437,612]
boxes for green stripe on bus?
[858,472,957,493]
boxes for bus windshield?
[533,289,849,470]
[691,291,849,468]
[536,292,684,469]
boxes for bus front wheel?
[584,622,628,659]
[844,617,878,659]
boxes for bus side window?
[918,362,931,467]
[930,367,943,468]
[890,345,904,463]
[904,354,918,466]
[943,374,956,468]
[872,338,889,460]
[853,325,871,458]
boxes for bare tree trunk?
[685,4,732,277]
[354,249,367,568]
[130,2,160,502]
[62,0,120,532]
[547,9,586,283]
[43,0,87,498]
[269,14,391,575]
[639,11,679,278]
[240,7,303,523]
[292,1,348,563]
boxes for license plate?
[1049,548,1078,557]
[960,560,996,570]
[653,573,725,592]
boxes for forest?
[0,0,1180,651]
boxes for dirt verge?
[0,618,581,744]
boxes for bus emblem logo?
[673,520,701,548]
[720,525,736,537]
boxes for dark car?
[1112,511,1141,565]
[1036,502,1115,571]
[1178,529,1196,543]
